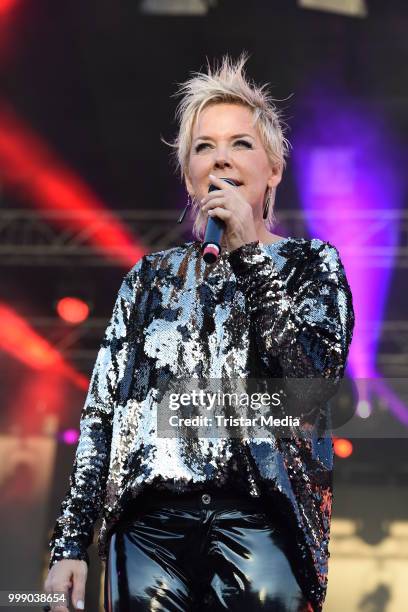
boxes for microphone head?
[208,177,239,192]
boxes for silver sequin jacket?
[48,237,355,611]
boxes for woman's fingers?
[202,199,228,217]
[44,568,70,611]
[201,190,229,207]
[43,559,87,611]
[208,208,232,220]
[43,574,70,611]
[71,563,88,610]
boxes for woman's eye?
[235,140,252,148]
[195,143,210,152]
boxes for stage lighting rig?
[140,0,217,15]
[298,0,367,17]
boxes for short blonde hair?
[162,51,292,239]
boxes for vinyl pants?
[104,490,313,611]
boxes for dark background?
[0,1,407,609]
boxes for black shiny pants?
[104,491,313,611]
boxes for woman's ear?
[184,171,194,197]
[268,163,283,189]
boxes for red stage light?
[0,302,89,390]
[0,0,17,17]
[0,103,145,266]
[333,437,353,459]
[57,296,90,324]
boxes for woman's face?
[185,103,282,221]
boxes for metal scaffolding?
[1,208,408,266]
[1,208,407,374]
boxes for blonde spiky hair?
[162,51,292,239]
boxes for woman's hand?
[200,174,258,252]
[44,559,87,611]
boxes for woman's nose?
[213,150,232,168]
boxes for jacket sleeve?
[228,239,355,420]
[48,266,139,568]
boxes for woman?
[44,53,354,612]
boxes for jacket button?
[201,493,211,505]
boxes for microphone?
[201,177,239,264]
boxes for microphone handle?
[202,178,237,264]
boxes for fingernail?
[209,173,215,178]
[76,601,84,610]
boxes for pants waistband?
[123,490,266,516]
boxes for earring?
[263,188,271,219]
[177,194,193,224]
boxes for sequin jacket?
[48,237,354,611]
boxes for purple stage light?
[292,90,407,425]
[292,95,402,379]
[61,428,79,445]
